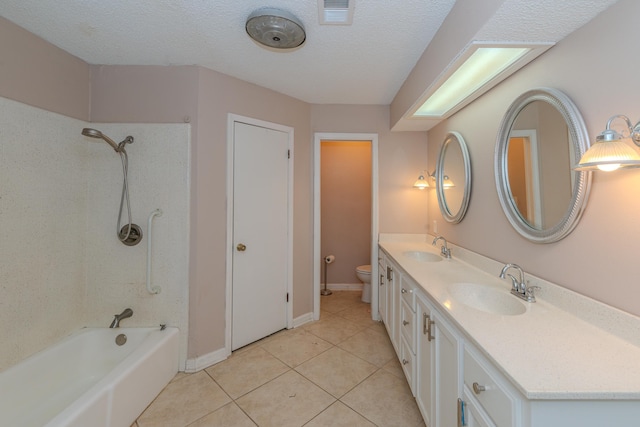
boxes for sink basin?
[403,251,442,262]
[447,282,526,316]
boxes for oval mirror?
[495,88,591,243]
[436,131,471,223]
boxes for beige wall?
[426,0,640,317]
[192,68,312,356]
[0,16,89,120]
[321,141,372,284]
[311,105,430,234]
[391,0,505,128]
[89,65,312,359]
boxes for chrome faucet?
[109,308,133,328]
[499,264,540,302]
[432,236,451,259]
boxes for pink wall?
[390,0,504,128]
[89,65,312,359]
[0,16,89,120]
[321,141,372,284]
[191,67,312,357]
[311,105,430,234]
[426,0,640,317]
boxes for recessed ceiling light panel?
[246,8,306,49]
[411,42,554,119]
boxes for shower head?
[81,128,120,152]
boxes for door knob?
[236,243,247,251]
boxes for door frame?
[313,133,379,321]
[226,114,294,355]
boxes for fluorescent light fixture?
[318,0,354,25]
[411,42,554,119]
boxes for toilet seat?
[356,264,371,275]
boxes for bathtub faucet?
[109,308,133,328]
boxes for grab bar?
[146,209,163,294]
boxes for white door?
[232,121,290,350]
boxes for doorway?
[508,130,542,228]
[313,133,379,321]
[226,115,294,352]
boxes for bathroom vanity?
[378,234,640,427]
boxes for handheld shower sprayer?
[81,128,142,246]
[82,128,133,153]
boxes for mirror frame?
[436,131,472,223]
[495,87,592,243]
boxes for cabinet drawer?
[400,299,416,352]
[464,346,518,427]
[400,336,416,395]
[400,275,416,310]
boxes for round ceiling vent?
[245,8,306,49]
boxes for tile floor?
[133,291,425,427]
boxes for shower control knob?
[237,243,247,252]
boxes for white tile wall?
[0,97,190,371]
[84,123,190,368]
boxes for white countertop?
[379,237,640,400]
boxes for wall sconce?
[443,176,455,188]
[413,171,431,189]
[575,115,640,171]
[413,171,455,189]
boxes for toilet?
[356,264,372,303]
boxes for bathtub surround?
[0,97,190,371]
[0,98,87,370]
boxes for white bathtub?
[0,327,179,427]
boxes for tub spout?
[110,308,133,328]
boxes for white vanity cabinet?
[379,240,640,427]
[416,292,463,427]
[384,257,401,353]
[377,255,387,325]
[399,274,417,394]
[461,344,522,427]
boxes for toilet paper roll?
[324,255,335,264]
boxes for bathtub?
[0,327,179,427]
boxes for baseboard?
[293,312,314,328]
[325,283,363,291]
[184,347,228,373]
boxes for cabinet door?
[435,310,462,427]
[416,295,435,426]
[385,261,400,351]
[462,390,495,427]
[378,258,387,324]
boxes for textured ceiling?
[0,0,619,107]
[0,0,456,105]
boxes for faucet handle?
[506,274,519,291]
[525,285,541,302]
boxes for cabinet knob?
[236,243,247,251]
[403,320,409,326]
[401,288,407,294]
[472,382,486,394]
[402,359,409,365]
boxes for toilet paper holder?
[322,254,335,296]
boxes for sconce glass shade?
[413,174,430,189]
[443,177,455,188]
[574,115,640,171]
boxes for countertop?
[379,237,640,400]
